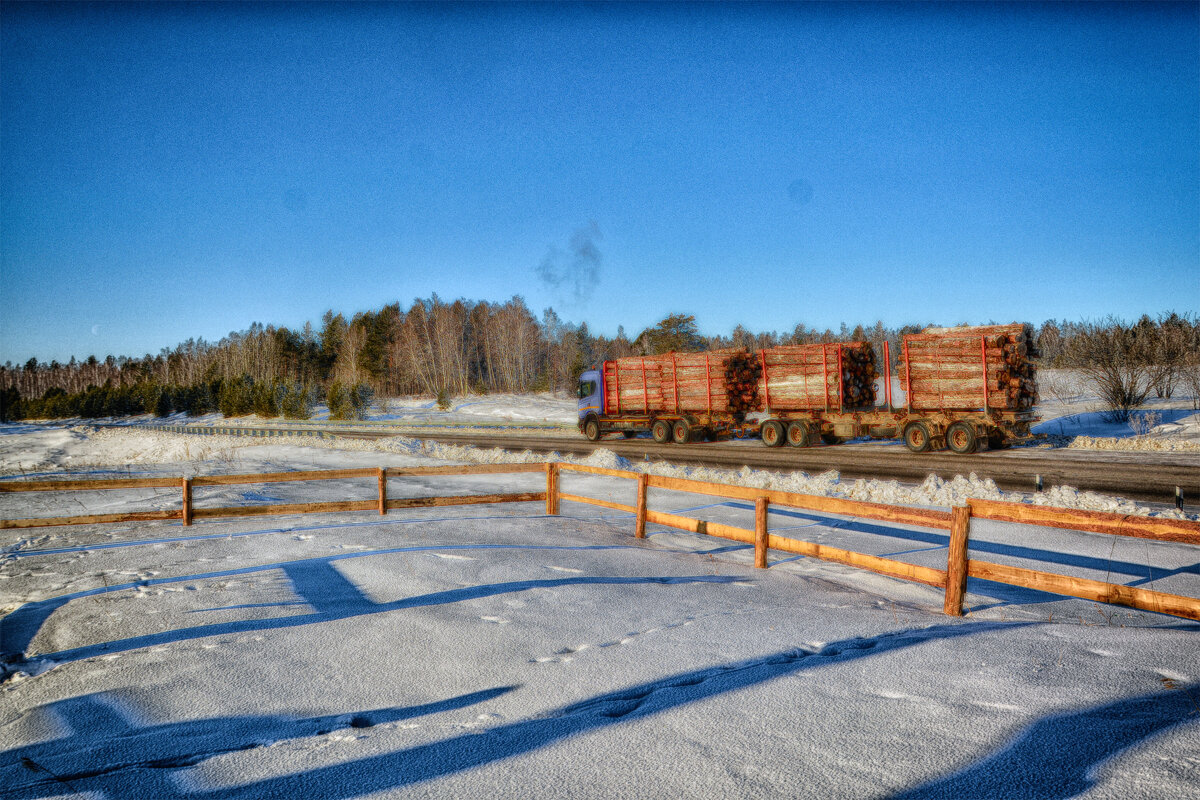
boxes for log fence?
[2,462,1198,622]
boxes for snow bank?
[1064,434,1200,453]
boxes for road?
[148,423,1199,508]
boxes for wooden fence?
[2,463,1198,622]
[0,464,547,529]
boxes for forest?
[1,295,1196,422]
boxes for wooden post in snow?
[943,505,972,616]
[635,472,649,538]
[377,468,387,516]
[181,477,192,527]
[754,497,769,568]
[545,463,559,515]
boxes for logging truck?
[576,324,1039,454]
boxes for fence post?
[755,497,769,568]
[635,472,649,538]
[943,505,972,616]
[545,463,559,515]
[377,468,387,516]
[181,477,192,527]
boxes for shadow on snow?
[889,685,1200,799]
[1,548,739,668]
[4,622,1031,799]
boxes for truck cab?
[577,369,603,439]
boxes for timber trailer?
[576,324,1039,454]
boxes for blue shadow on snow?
[3,622,1025,798]
[890,685,1200,799]
[1,550,739,668]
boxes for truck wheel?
[672,420,692,444]
[584,418,601,442]
[622,430,638,439]
[903,422,932,453]
[946,421,978,454]
[820,433,845,446]
[785,422,811,447]
[652,419,672,444]
[761,420,785,447]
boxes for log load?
[724,351,763,418]
[757,343,878,411]
[900,324,1039,412]
[602,357,664,414]
[658,350,744,415]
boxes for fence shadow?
[2,622,1022,799]
[2,548,740,670]
[889,686,1200,799]
[1,687,515,800]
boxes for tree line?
[1,298,1196,422]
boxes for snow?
[1,423,1198,798]
[1034,370,1200,453]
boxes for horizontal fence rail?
[2,462,1198,621]
[0,463,548,529]
[551,463,1200,622]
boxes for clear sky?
[2,1,1197,364]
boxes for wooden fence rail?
[551,463,1200,622]
[0,463,547,530]
[2,462,1198,621]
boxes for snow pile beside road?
[1065,435,1200,453]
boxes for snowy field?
[1,424,1199,799]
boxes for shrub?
[280,383,314,420]
[1063,319,1156,422]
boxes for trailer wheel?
[820,433,846,446]
[652,419,672,444]
[584,417,602,442]
[761,420,785,447]
[946,421,978,454]
[785,422,812,447]
[672,420,692,444]
[903,422,932,453]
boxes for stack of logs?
[900,324,1039,411]
[839,343,879,408]
[723,352,763,418]
[656,350,741,414]
[757,343,878,411]
[603,357,663,414]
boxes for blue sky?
[2,2,1197,364]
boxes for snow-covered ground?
[1033,370,1200,453]
[1,425,1198,799]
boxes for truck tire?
[672,420,692,444]
[584,417,601,442]
[785,422,812,447]
[946,421,978,454]
[652,419,672,444]
[903,422,932,453]
[761,420,785,447]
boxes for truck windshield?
[578,380,596,399]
